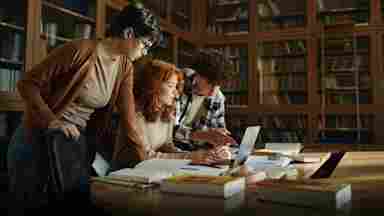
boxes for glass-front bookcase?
[177,39,196,68]
[0,0,26,93]
[316,114,373,145]
[0,0,26,172]
[319,34,371,105]
[171,0,191,31]
[257,39,308,105]
[41,0,97,52]
[317,0,370,25]
[225,113,308,147]
[256,0,306,32]
[207,0,249,35]
[206,45,249,107]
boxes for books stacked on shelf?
[250,179,352,210]
[0,68,21,92]
[74,23,93,39]
[160,175,246,199]
[257,0,306,31]
[208,0,249,34]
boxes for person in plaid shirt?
[174,57,236,150]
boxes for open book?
[107,159,191,184]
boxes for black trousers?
[7,126,101,215]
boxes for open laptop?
[219,126,261,176]
[232,126,262,165]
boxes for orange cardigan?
[17,39,145,163]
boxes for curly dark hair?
[108,2,161,48]
[134,59,183,122]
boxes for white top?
[60,43,121,128]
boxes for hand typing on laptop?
[190,128,237,147]
[189,146,232,165]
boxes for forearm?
[190,130,209,143]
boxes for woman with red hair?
[112,60,231,169]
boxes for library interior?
[1,0,384,215]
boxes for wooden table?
[91,151,384,216]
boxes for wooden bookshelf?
[0,0,200,146]
[190,0,384,148]
[2,0,384,149]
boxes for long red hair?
[134,59,183,122]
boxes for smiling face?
[159,74,179,106]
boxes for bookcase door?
[255,0,307,32]
[170,0,191,31]
[205,44,249,107]
[40,0,97,53]
[207,0,249,35]
[257,39,308,105]
[177,38,197,68]
[317,0,370,26]
[0,0,26,93]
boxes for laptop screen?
[236,126,261,164]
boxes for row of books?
[261,58,306,74]
[326,94,370,105]
[262,75,307,91]
[261,40,306,56]
[220,79,247,91]
[323,74,370,89]
[262,94,307,105]
[320,114,371,129]
[0,31,24,62]
[0,68,21,92]
[225,94,248,106]
[325,55,367,72]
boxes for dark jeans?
[7,125,97,215]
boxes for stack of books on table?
[249,179,352,210]
[159,175,246,199]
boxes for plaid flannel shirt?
[174,82,227,144]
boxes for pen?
[180,167,199,171]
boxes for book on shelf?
[159,175,246,199]
[251,179,352,210]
